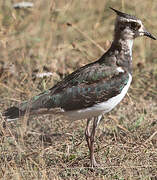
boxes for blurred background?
[0,0,157,179]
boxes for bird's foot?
[90,156,99,168]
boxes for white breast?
[63,73,132,121]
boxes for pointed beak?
[143,30,156,40]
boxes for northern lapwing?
[3,8,156,167]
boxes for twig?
[145,131,157,143]
[67,23,105,53]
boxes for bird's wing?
[27,62,129,112]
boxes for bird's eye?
[130,22,141,30]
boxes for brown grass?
[0,0,157,179]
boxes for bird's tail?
[3,90,64,121]
[3,99,42,121]
[3,106,26,121]
[3,90,50,121]
[3,104,64,122]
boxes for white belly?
[63,73,132,120]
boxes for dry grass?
[0,0,157,179]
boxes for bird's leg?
[85,118,92,149]
[85,115,102,167]
[89,117,98,167]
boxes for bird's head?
[110,7,156,40]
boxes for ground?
[0,0,157,179]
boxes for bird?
[3,7,156,167]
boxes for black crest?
[110,7,138,20]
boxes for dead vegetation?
[0,0,157,179]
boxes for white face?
[137,20,145,36]
[116,17,142,39]
[116,16,156,40]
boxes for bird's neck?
[112,33,133,56]
[100,35,134,74]
[114,37,133,73]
